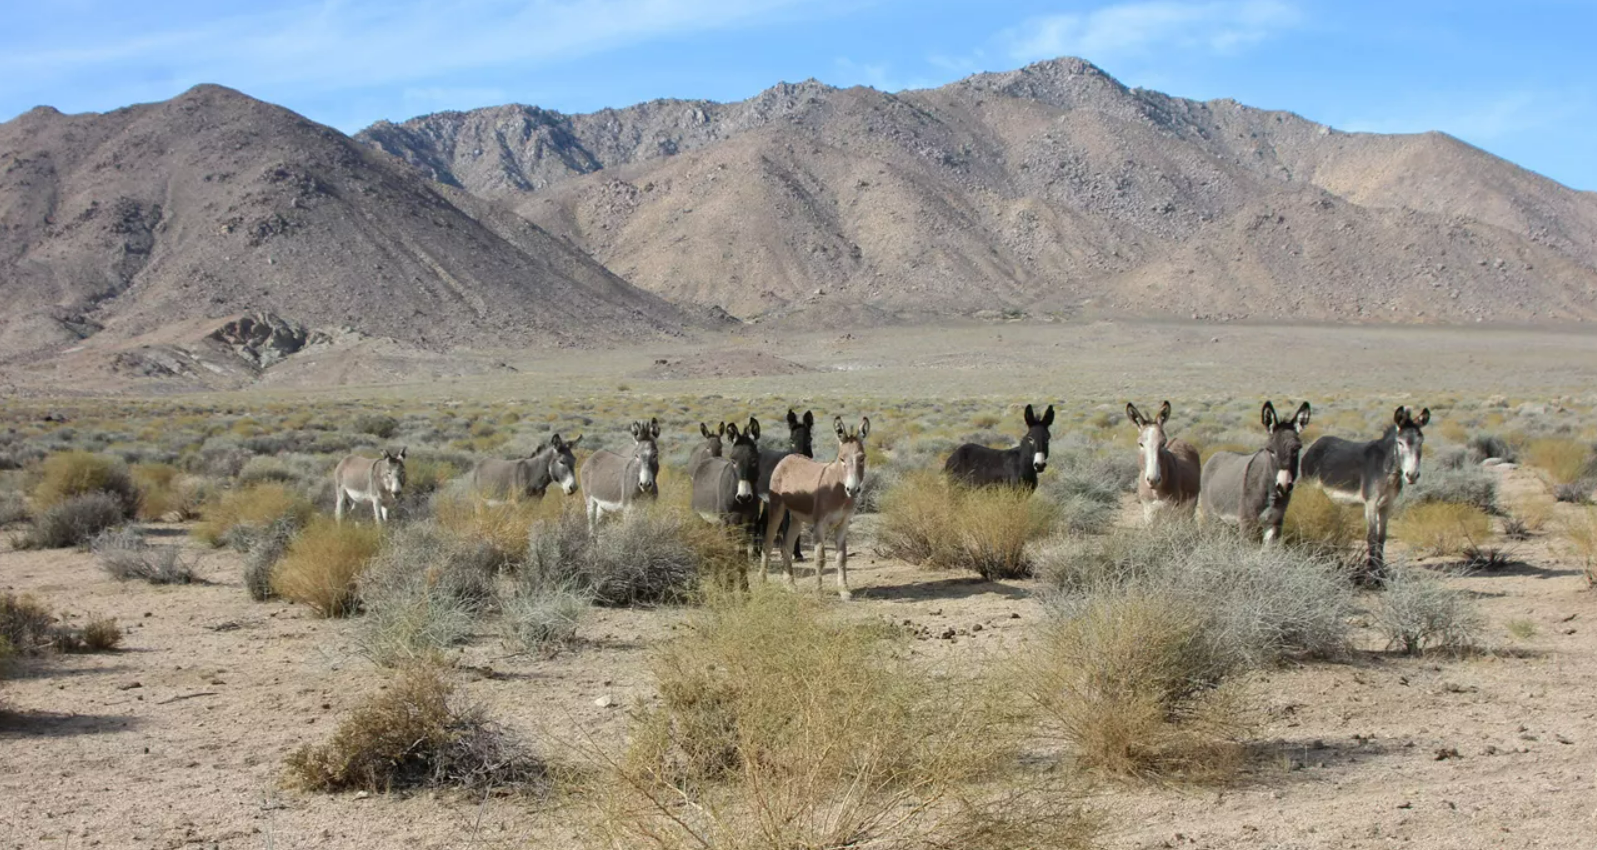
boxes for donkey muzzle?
[1405,471,1421,485]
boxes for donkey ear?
[551,433,565,450]
[1041,405,1054,427]
[1024,404,1038,427]
[834,415,847,440]
[395,446,407,461]
[748,417,761,441]
[1261,401,1278,430]
[700,423,712,439]
[726,422,741,441]
[630,421,643,439]
[787,408,799,428]
[1393,406,1408,427]
[1415,408,1430,428]
[1293,402,1312,431]
[717,421,726,436]
[858,417,870,440]
[566,435,582,448]
[1157,401,1171,426]
[650,418,661,438]
[803,410,815,428]
[1125,403,1142,427]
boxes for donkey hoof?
[838,589,853,602]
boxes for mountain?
[0,84,701,375]
[357,58,1597,324]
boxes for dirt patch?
[631,348,817,380]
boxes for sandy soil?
[3,464,1595,849]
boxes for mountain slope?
[0,84,698,365]
[357,58,1597,324]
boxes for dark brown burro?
[944,404,1054,490]
[762,416,870,600]
[691,418,763,564]
[1126,401,1201,523]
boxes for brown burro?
[1126,401,1201,523]
[761,415,870,600]
[333,447,407,524]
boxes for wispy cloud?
[831,57,939,93]
[1340,91,1584,143]
[0,1,817,107]
[1005,0,1301,64]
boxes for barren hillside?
[359,58,1597,324]
[0,85,702,371]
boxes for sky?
[2,1,1593,190]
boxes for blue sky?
[3,1,1592,190]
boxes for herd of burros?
[331,402,1430,598]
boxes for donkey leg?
[835,527,851,601]
[334,489,344,525]
[372,497,384,525]
[813,524,826,595]
[1374,502,1392,579]
[760,502,785,583]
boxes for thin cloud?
[1341,91,1584,143]
[1005,0,1301,64]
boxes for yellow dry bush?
[1562,507,1597,586]
[1014,591,1251,782]
[1392,502,1493,557]
[31,451,137,517]
[130,463,190,521]
[594,586,1096,850]
[270,518,382,617]
[194,482,315,547]
[880,472,1054,580]
[1283,485,1363,551]
[433,490,566,565]
[1525,438,1592,485]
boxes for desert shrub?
[1392,502,1492,557]
[1374,566,1485,655]
[1562,507,1597,586]
[285,665,545,793]
[878,472,1056,579]
[92,527,198,584]
[355,523,497,666]
[600,587,1095,849]
[0,490,26,526]
[194,482,315,548]
[432,487,562,567]
[1036,521,1352,666]
[32,451,138,517]
[354,412,402,437]
[236,455,305,486]
[270,519,383,617]
[78,616,123,651]
[1283,485,1363,553]
[1553,482,1594,504]
[240,518,299,602]
[1043,474,1122,535]
[1524,437,1593,485]
[129,462,187,520]
[524,508,706,606]
[0,593,56,656]
[1015,591,1249,780]
[1404,464,1499,513]
[17,492,126,549]
[1465,433,1517,464]
[500,578,591,653]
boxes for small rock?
[595,695,618,709]
[354,791,370,800]
[117,681,142,691]
[971,623,983,633]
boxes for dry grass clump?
[31,451,138,517]
[1015,591,1250,781]
[1392,502,1492,557]
[1561,507,1597,586]
[500,578,591,654]
[92,527,198,584]
[356,523,498,667]
[596,587,1096,850]
[285,665,546,793]
[1374,566,1485,655]
[270,519,383,617]
[1035,521,1352,666]
[433,488,563,566]
[1404,460,1499,513]
[1,593,56,656]
[1283,486,1362,552]
[878,472,1056,579]
[240,518,299,602]
[524,507,722,606]
[1524,437,1593,485]
[194,483,315,548]
[16,492,127,549]
[75,616,124,652]
[129,463,200,521]
[0,490,27,526]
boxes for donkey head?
[726,417,761,502]
[1127,401,1171,488]
[629,418,661,494]
[1260,402,1311,495]
[787,408,816,458]
[833,415,871,499]
[698,422,726,458]
[1393,406,1430,485]
[378,446,408,499]
[548,433,582,495]
[1021,403,1054,474]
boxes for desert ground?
[3,319,1597,850]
